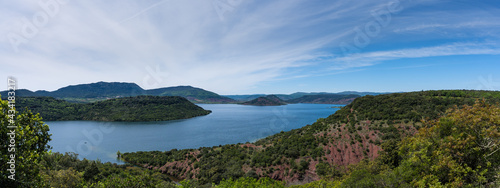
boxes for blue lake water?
[47,104,342,164]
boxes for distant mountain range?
[0,81,388,104]
[286,94,361,105]
[0,82,235,103]
[239,94,362,106]
[224,91,387,101]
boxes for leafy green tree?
[42,167,84,188]
[83,161,101,182]
[289,179,341,188]
[215,177,284,188]
[315,162,342,179]
[95,172,176,188]
[397,100,500,187]
[377,139,401,168]
[0,97,52,187]
[339,160,392,188]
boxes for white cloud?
[0,0,499,94]
[330,42,500,70]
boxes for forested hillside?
[121,90,500,187]
[286,94,360,104]
[15,96,211,121]
[240,95,287,106]
[145,86,235,103]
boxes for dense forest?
[1,90,499,187]
[330,90,500,122]
[121,90,500,187]
[286,94,360,104]
[39,152,177,187]
[240,95,287,106]
[15,96,211,121]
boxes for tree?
[83,161,100,182]
[42,168,83,188]
[397,100,500,187]
[0,97,52,187]
[215,177,285,188]
[315,162,342,179]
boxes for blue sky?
[1,0,499,94]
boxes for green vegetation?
[240,95,287,106]
[215,177,285,188]
[49,81,145,98]
[146,86,236,103]
[286,94,360,105]
[39,152,176,187]
[2,90,499,187]
[331,90,500,123]
[0,96,178,187]
[15,95,211,121]
[335,100,500,187]
[1,97,51,187]
[122,90,500,187]
[396,101,499,187]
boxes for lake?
[47,103,342,164]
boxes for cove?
[47,103,343,164]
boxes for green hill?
[330,90,500,123]
[145,86,235,103]
[120,90,500,186]
[50,82,145,98]
[286,94,360,104]
[240,95,287,106]
[15,96,211,121]
[0,82,236,104]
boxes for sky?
[1,0,500,95]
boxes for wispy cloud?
[393,21,500,33]
[330,42,500,70]
[0,0,499,93]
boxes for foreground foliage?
[0,97,52,187]
[40,152,176,188]
[339,100,500,187]
[396,100,500,187]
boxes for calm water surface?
[48,104,342,164]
